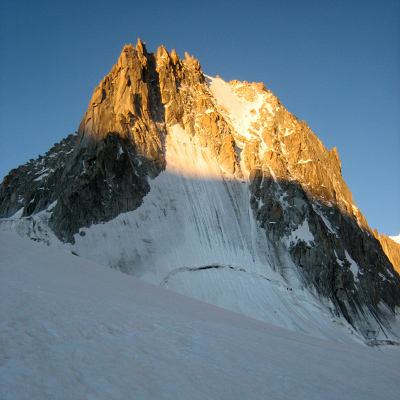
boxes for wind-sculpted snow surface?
[1,232,399,400]
[0,40,399,345]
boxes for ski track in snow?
[1,232,399,400]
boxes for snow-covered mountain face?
[0,39,399,345]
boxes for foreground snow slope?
[1,232,399,400]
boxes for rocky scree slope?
[0,39,399,344]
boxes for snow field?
[1,232,399,400]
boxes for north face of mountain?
[0,40,399,344]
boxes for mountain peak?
[122,43,134,52]
[135,38,146,53]
[120,39,147,55]
[157,45,169,59]
[0,40,398,344]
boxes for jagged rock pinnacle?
[136,38,145,54]
[0,39,398,344]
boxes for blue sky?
[0,0,399,235]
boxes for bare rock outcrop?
[374,230,400,275]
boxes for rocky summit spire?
[0,40,399,345]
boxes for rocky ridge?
[0,40,399,343]
[374,230,400,275]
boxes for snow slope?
[1,232,399,400]
[1,124,398,345]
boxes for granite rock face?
[0,40,399,342]
[374,230,400,275]
[0,134,76,219]
[250,177,399,337]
